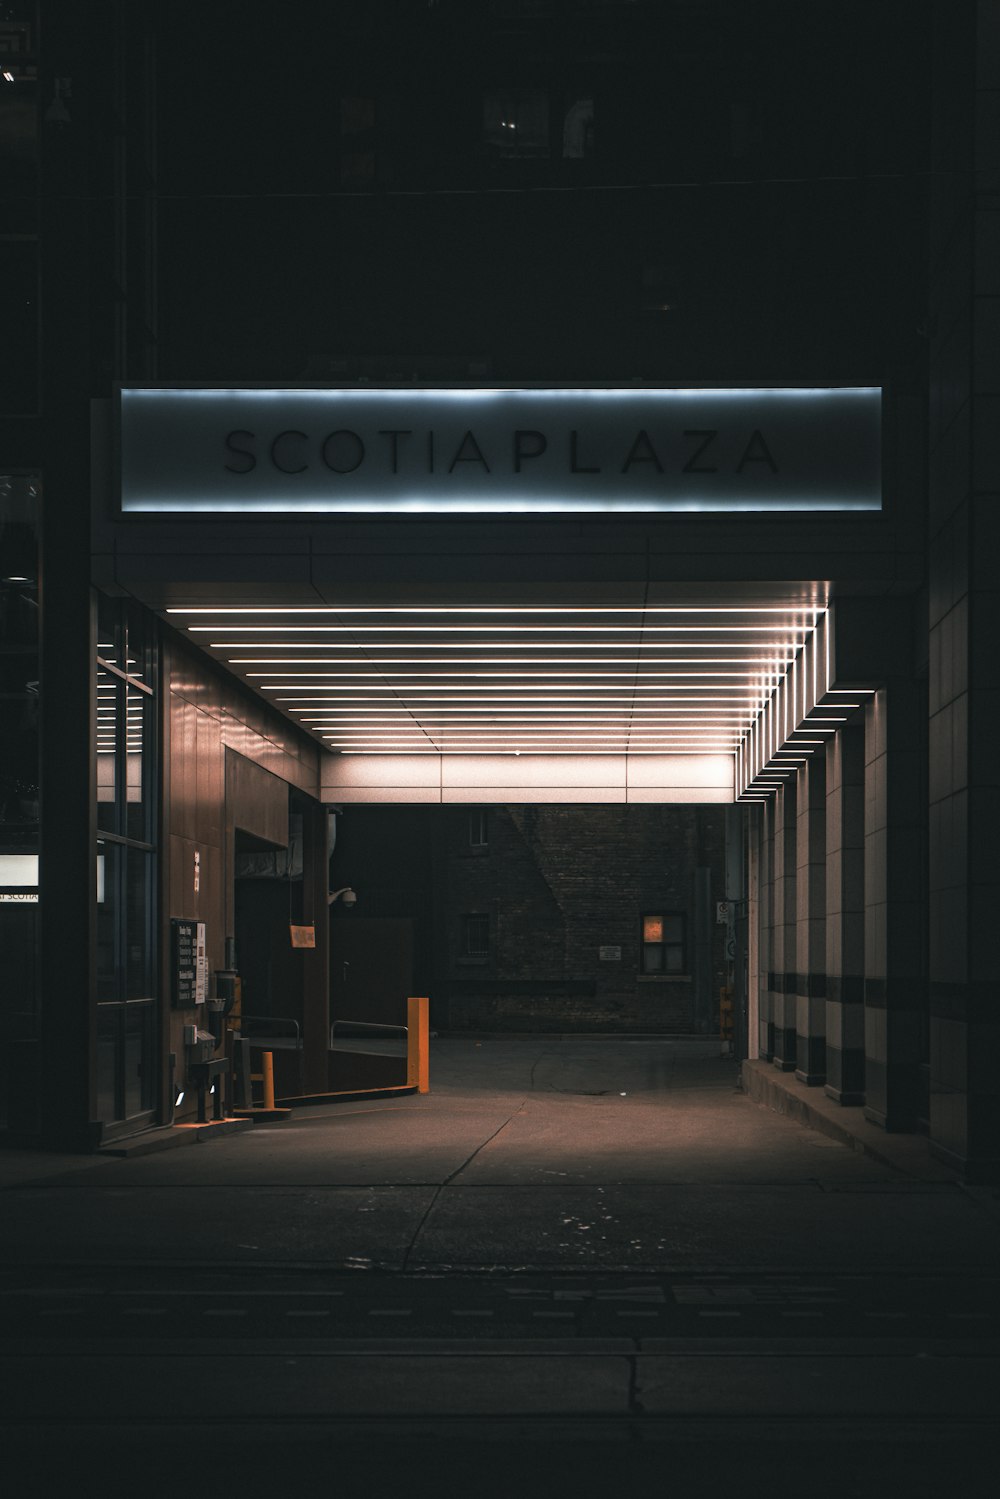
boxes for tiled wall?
[927,1,1000,1175]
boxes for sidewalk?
[740,1060,958,1183]
[0,1042,966,1193]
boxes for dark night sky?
[151,1,932,387]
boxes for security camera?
[328,885,358,907]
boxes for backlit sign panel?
[118,387,881,514]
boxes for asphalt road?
[2,1037,998,1495]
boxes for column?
[301,798,331,1095]
[38,3,106,1147]
[926,2,1000,1180]
[770,778,798,1070]
[863,684,925,1131]
[824,722,866,1104]
[794,755,826,1085]
[753,800,774,1060]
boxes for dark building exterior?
[0,1,998,1183]
[325,803,727,1034]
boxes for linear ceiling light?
[215,640,802,651]
[193,625,812,635]
[230,650,791,662]
[335,749,737,756]
[249,671,766,681]
[170,605,821,616]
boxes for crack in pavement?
[399,1101,528,1272]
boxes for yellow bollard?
[406,996,430,1094]
[261,1049,275,1110]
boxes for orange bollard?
[406,997,430,1094]
[261,1049,275,1110]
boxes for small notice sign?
[289,924,316,949]
[172,919,207,1007]
[599,945,622,962]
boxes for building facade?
[0,1,997,1180]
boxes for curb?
[740,1060,956,1183]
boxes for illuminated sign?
[118,387,881,514]
[0,854,38,902]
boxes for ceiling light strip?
[192,625,811,635]
[170,605,821,616]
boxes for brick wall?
[331,803,728,1034]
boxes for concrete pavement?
[3,1034,998,1490]
[1,1036,995,1274]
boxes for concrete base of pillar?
[863,1102,917,1134]
[771,1056,796,1073]
[795,1068,826,1086]
[928,1138,1000,1186]
[824,1083,866,1106]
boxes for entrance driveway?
[2,1036,994,1275]
[4,1035,1000,1486]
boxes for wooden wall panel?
[168,694,198,842]
[161,630,322,1120]
[225,750,289,848]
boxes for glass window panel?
[125,847,153,999]
[0,240,37,414]
[464,913,489,955]
[96,592,121,669]
[0,474,39,922]
[663,915,684,944]
[125,598,152,685]
[0,901,37,1018]
[642,942,663,972]
[96,667,119,831]
[96,841,119,1001]
[125,686,148,841]
[665,945,684,973]
[642,915,663,943]
[96,1006,118,1122]
[483,88,550,158]
[124,1003,153,1116]
[0,61,38,234]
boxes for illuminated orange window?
[641,912,685,974]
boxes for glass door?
[95,596,158,1138]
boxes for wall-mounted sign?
[118,387,881,515]
[0,854,38,903]
[599,945,622,962]
[289,924,316,948]
[172,918,207,1007]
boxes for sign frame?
[115,385,883,519]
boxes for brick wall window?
[641,912,685,974]
[468,808,488,848]
[463,912,490,956]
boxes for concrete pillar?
[36,3,107,1148]
[747,806,762,1060]
[824,722,866,1104]
[863,685,925,1131]
[754,801,774,1060]
[926,1,1000,1181]
[301,798,331,1095]
[794,755,826,1085]
[771,778,798,1070]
